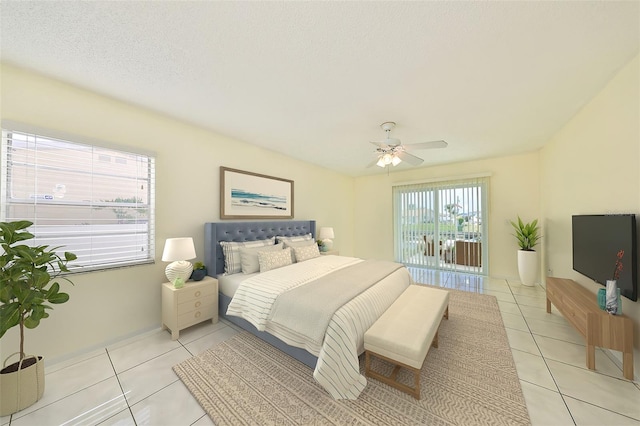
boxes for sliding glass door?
[393,176,489,274]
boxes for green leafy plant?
[193,261,206,270]
[510,216,541,251]
[0,220,77,360]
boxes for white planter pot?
[0,355,45,416]
[517,250,538,286]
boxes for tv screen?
[572,214,637,301]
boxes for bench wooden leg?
[364,300,448,400]
[365,350,423,399]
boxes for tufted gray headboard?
[204,220,316,277]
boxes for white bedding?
[225,255,412,399]
[217,272,258,298]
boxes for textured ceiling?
[1,1,638,176]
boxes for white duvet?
[226,255,411,399]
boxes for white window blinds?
[393,175,489,275]
[1,127,156,272]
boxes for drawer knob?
[195,291,201,297]
[195,301,201,308]
[195,311,201,319]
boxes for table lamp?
[162,237,196,284]
[318,227,335,251]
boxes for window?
[393,175,489,275]
[1,125,155,272]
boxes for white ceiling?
[1,1,638,176]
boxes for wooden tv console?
[546,277,634,380]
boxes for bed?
[204,220,412,399]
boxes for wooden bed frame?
[203,220,319,368]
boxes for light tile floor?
[2,270,639,425]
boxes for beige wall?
[0,64,354,363]
[540,54,639,375]
[353,153,541,279]
[2,52,638,377]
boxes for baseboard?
[45,325,162,371]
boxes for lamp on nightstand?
[318,227,335,251]
[162,237,196,285]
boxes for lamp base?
[165,261,193,284]
[322,239,333,250]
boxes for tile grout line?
[105,347,138,426]
[505,278,578,426]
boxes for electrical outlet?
[547,268,553,276]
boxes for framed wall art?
[220,167,294,219]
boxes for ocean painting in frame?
[220,167,294,219]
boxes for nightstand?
[320,250,339,255]
[161,275,218,340]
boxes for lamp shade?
[318,227,335,251]
[162,238,197,284]
[318,227,334,240]
[162,237,196,262]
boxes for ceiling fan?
[367,122,447,168]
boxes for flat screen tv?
[572,214,637,301]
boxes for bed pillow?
[258,247,293,272]
[282,239,316,262]
[276,233,313,244]
[220,237,275,274]
[239,243,283,274]
[292,244,320,262]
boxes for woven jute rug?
[174,287,531,425]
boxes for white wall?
[540,54,639,375]
[0,63,354,364]
[353,152,541,279]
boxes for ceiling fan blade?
[370,141,388,149]
[396,150,424,166]
[370,138,401,147]
[404,140,448,150]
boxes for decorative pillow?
[276,233,313,244]
[258,247,293,272]
[293,244,320,262]
[240,243,283,274]
[282,239,315,262]
[220,237,275,274]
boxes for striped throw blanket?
[269,259,403,348]
[226,255,411,399]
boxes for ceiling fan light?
[376,157,386,167]
[383,153,392,164]
[391,155,402,166]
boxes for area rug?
[174,287,531,425]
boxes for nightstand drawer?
[176,283,215,303]
[177,295,216,315]
[178,306,214,328]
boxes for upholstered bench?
[364,285,449,399]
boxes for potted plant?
[0,220,77,415]
[190,261,207,281]
[510,216,541,286]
